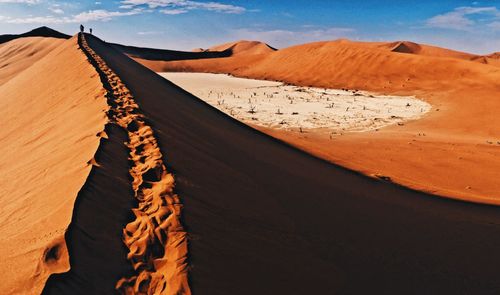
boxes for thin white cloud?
[120,0,246,14]
[160,8,188,14]
[425,6,500,30]
[49,7,64,14]
[3,9,143,24]
[0,0,40,3]
[488,21,500,30]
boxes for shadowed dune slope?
[43,123,136,295]
[0,36,107,294]
[0,26,70,45]
[58,33,500,294]
[111,42,232,62]
[114,40,276,72]
[0,37,66,85]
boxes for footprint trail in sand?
[79,33,191,294]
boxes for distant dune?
[113,40,276,72]
[381,40,478,60]
[207,40,277,55]
[135,38,500,203]
[159,40,500,86]
[0,26,70,45]
[111,42,232,62]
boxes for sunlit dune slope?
[0,37,66,85]
[160,39,500,91]
[207,40,276,55]
[0,36,107,294]
[136,38,500,203]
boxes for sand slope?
[51,33,500,294]
[136,39,500,203]
[0,37,66,86]
[44,34,190,294]
[207,40,276,55]
[161,39,500,90]
[111,43,232,62]
[1,30,499,293]
[0,36,107,294]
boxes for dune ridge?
[140,38,500,203]
[111,42,231,62]
[75,33,500,293]
[207,40,277,55]
[0,36,107,294]
[0,26,70,45]
[79,33,190,294]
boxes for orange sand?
[79,34,190,294]
[0,36,107,294]
[2,30,500,294]
[139,39,500,204]
[0,37,66,86]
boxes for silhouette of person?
[80,24,84,33]
[90,28,93,35]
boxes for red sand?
[44,34,500,294]
[133,39,500,204]
[2,30,500,294]
[0,36,106,294]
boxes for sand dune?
[0,26,70,45]
[0,37,66,85]
[81,35,190,294]
[160,39,500,89]
[471,52,500,67]
[133,38,500,203]
[2,29,500,294]
[0,36,106,294]
[207,40,276,55]
[112,42,232,62]
[381,40,478,60]
[40,33,500,294]
[113,40,276,74]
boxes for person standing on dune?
[80,24,84,33]
[90,28,93,35]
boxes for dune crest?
[208,40,277,55]
[0,26,70,45]
[79,34,190,294]
[389,41,422,54]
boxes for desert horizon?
[2,1,500,294]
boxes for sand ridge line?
[78,33,191,294]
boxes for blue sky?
[1,0,500,54]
